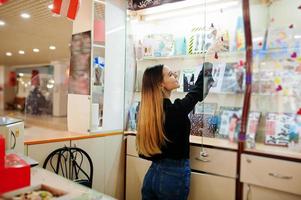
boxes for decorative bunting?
[52,0,80,20]
[0,0,8,5]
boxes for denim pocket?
[159,167,190,199]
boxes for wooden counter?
[24,126,123,145]
[124,131,238,151]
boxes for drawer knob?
[268,172,293,180]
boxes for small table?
[2,167,116,200]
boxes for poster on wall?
[68,31,91,95]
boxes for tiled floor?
[0,110,67,131]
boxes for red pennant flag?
[52,0,80,20]
[0,0,9,5]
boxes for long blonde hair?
[136,64,166,156]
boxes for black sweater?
[141,68,211,161]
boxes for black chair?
[43,146,93,188]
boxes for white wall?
[102,0,126,132]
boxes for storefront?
[1,0,301,199]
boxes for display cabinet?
[240,0,301,199]
[125,0,248,200]
[125,0,301,199]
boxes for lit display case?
[244,0,301,160]
[125,0,250,150]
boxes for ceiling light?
[294,35,301,39]
[49,45,56,50]
[18,50,25,54]
[94,0,106,5]
[0,20,5,26]
[20,13,31,19]
[33,48,40,52]
[6,52,12,56]
[48,4,54,9]
[18,73,24,77]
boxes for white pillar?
[51,60,69,117]
[67,0,93,133]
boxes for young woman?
[136,63,213,200]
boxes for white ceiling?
[0,0,72,66]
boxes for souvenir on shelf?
[264,112,295,146]
[126,101,140,131]
[152,34,174,57]
[235,16,245,51]
[135,70,144,92]
[188,26,226,55]
[174,37,187,56]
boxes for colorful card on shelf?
[189,114,218,138]
[174,37,187,56]
[178,66,202,92]
[222,63,245,93]
[266,27,294,49]
[210,63,226,93]
[218,107,242,142]
[195,102,218,115]
[188,27,204,55]
[235,16,245,51]
[264,113,295,146]
[246,112,261,148]
[126,101,140,131]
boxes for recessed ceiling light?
[33,48,40,52]
[18,50,25,54]
[6,52,12,56]
[0,20,5,26]
[20,13,31,19]
[48,4,53,9]
[49,45,56,50]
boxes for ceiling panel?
[0,0,72,66]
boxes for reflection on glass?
[125,0,246,147]
[248,0,301,155]
[91,0,105,130]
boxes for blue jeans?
[142,159,191,200]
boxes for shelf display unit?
[243,0,301,160]
[125,0,249,148]
[125,0,301,200]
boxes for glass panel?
[19,66,54,116]
[247,0,301,158]
[91,0,106,130]
[125,0,245,149]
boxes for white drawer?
[243,184,301,200]
[190,145,237,178]
[126,135,138,157]
[241,154,301,196]
[189,172,235,200]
